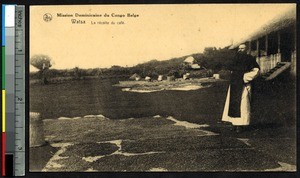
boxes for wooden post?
[248,41,251,55]
[277,31,281,64]
[277,31,281,53]
[293,24,296,51]
[256,39,260,67]
[256,39,259,57]
[265,34,268,56]
[292,25,296,77]
[265,35,269,71]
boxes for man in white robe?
[222,44,260,133]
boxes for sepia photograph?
[29,4,296,172]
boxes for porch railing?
[256,53,281,74]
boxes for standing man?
[222,44,260,133]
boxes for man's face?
[238,45,246,52]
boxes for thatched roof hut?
[129,73,141,80]
[191,64,201,69]
[184,56,195,64]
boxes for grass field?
[30,77,296,127]
[30,78,227,124]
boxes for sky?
[30,4,295,71]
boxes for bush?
[188,69,213,78]
[167,70,180,78]
[218,69,231,80]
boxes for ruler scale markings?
[14,6,25,176]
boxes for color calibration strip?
[1,4,4,174]
[2,4,25,176]
[2,4,16,177]
[1,5,6,172]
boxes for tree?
[73,67,82,80]
[30,54,52,70]
[30,54,52,84]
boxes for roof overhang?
[229,7,296,49]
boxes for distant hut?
[158,75,163,81]
[166,76,174,81]
[129,73,141,81]
[183,73,190,80]
[184,56,201,70]
[145,76,151,82]
[191,64,201,69]
[184,56,195,64]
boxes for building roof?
[230,7,296,49]
[184,56,195,64]
[191,64,201,69]
[129,73,141,79]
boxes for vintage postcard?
[29,4,296,172]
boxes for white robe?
[222,68,260,126]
